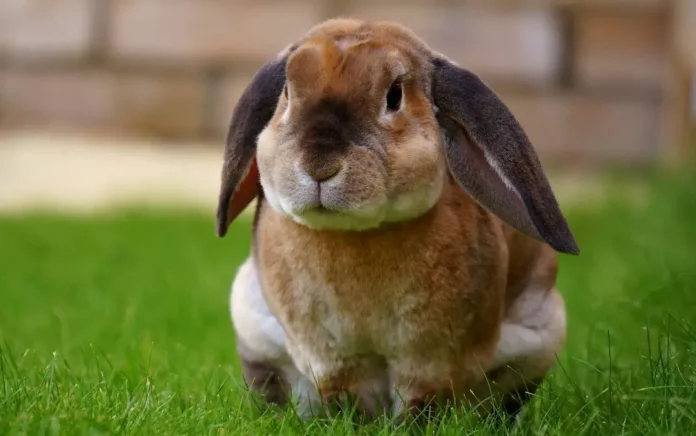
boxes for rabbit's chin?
[271,193,389,232]
[290,208,387,232]
[264,181,444,232]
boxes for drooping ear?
[216,55,289,237]
[431,58,579,255]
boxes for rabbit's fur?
[218,18,579,422]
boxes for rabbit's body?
[231,175,566,418]
[218,18,578,422]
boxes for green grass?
[1,169,696,435]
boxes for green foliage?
[1,169,695,435]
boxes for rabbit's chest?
[275,261,423,353]
[255,201,495,383]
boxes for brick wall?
[0,0,688,166]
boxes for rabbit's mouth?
[296,203,340,216]
[295,198,365,217]
[281,189,387,231]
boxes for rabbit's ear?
[431,58,579,255]
[216,55,289,237]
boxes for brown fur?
[217,18,578,423]
[257,175,504,378]
[255,174,558,415]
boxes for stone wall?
[0,0,691,166]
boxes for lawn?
[1,168,696,435]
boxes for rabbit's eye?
[386,81,402,111]
[283,85,288,99]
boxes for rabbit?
[217,18,579,424]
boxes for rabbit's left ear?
[431,58,579,255]
[216,55,289,237]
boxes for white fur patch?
[283,364,323,419]
[256,128,286,216]
[229,258,325,418]
[230,258,287,362]
[281,102,292,124]
[493,287,566,369]
[470,287,566,411]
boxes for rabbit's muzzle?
[271,144,389,231]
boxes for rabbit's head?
[217,19,579,255]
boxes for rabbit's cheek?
[384,133,446,223]
[256,132,286,216]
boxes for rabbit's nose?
[302,160,343,182]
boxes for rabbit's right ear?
[216,54,290,237]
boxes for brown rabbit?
[218,18,579,424]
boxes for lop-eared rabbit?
[216,18,579,425]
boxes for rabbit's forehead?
[288,37,412,88]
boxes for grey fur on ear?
[216,55,289,237]
[431,57,579,255]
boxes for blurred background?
[1,0,694,214]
